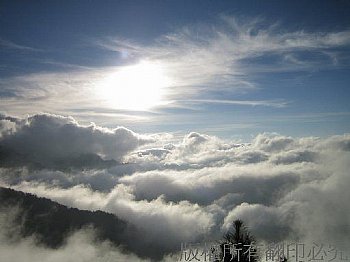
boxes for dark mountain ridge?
[0,186,166,260]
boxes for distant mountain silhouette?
[0,187,165,260]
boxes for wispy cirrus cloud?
[175,99,288,108]
[1,16,350,127]
[0,38,42,52]
[98,16,350,95]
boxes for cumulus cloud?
[0,113,153,169]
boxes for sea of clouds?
[0,113,349,261]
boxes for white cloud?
[0,114,153,166]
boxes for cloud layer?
[1,114,350,260]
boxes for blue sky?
[1,0,350,139]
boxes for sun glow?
[98,61,171,110]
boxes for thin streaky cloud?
[39,60,95,70]
[179,99,288,108]
[0,38,42,52]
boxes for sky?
[1,0,350,139]
[1,1,350,261]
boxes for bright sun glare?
[98,61,171,110]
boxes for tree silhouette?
[218,220,259,262]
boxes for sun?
[98,60,171,110]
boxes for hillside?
[0,187,163,260]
